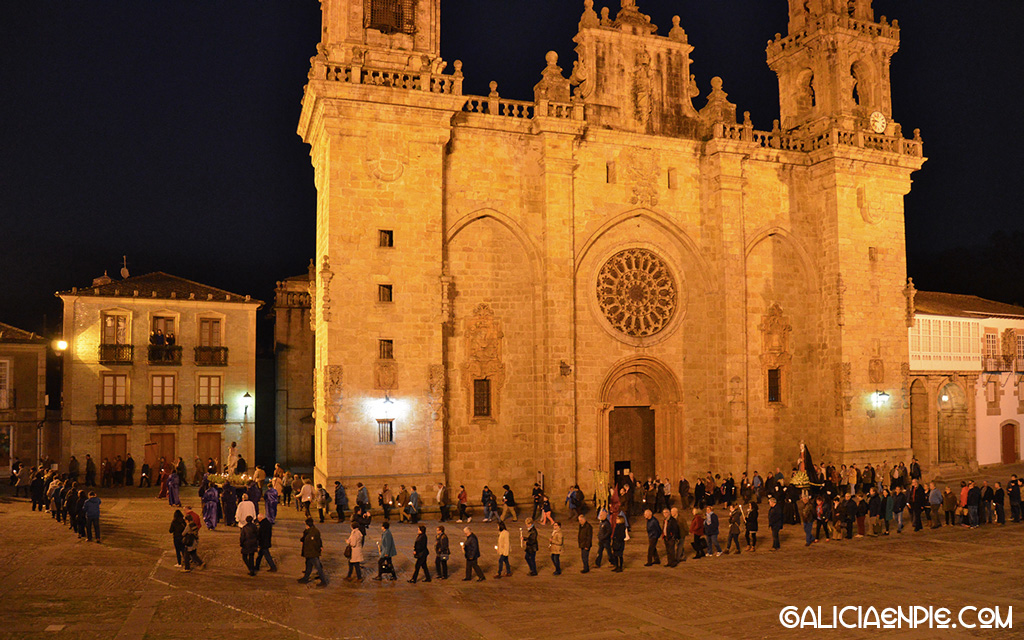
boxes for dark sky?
[2,1,1023,337]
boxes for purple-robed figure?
[246,483,262,516]
[201,485,220,529]
[264,486,279,524]
[167,472,181,506]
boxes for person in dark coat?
[522,518,539,575]
[409,524,432,583]
[123,454,135,486]
[908,479,926,531]
[462,527,485,581]
[577,514,593,573]
[662,508,680,566]
[435,525,451,580]
[84,455,96,486]
[594,510,612,568]
[298,517,327,586]
[30,473,46,511]
[745,502,759,551]
[246,482,262,517]
[643,509,661,566]
[768,497,784,550]
[611,514,627,571]
[239,515,259,576]
[725,504,743,554]
[255,513,277,572]
[221,481,238,527]
[334,481,348,521]
[169,510,187,567]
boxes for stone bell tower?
[768,0,900,133]
[766,0,925,464]
[298,0,464,487]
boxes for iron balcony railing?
[146,404,181,425]
[96,404,133,425]
[148,345,183,365]
[983,356,1013,373]
[194,346,228,366]
[99,344,133,364]
[194,403,227,424]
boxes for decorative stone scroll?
[319,256,334,323]
[597,249,677,338]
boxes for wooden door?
[1002,423,1018,464]
[196,432,221,470]
[609,406,655,483]
[147,433,175,468]
[100,434,127,465]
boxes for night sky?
[3,1,1023,338]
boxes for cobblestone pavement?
[1,466,1022,640]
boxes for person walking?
[744,501,759,552]
[375,521,398,581]
[334,481,349,521]
[299,479,315,518]
[83,491,101,543]
[170,510,187,568]
[705,505,722,556]
[437,482,451,522]
[644,509,661,566]
[799,495,815,546]
[594,510,613,568]
[768,496,783,551]
[254,513,277,572]
[239,515,259,576]
[689,508,706,559]
[522,518,539,576]
[316,483,331,523]
[345,523,364,582]
[495,521,512,578]
[725,504,743,554]
[435,525,451,580]
[379,483,393,521]
[456,485,471,523]
[462,527,485,581]
[549,521,563,575]
[501,484,518,522]
[409,524,432,583]
[577,514,593,574]
[611,514,627,572]
[181,517,202,571]
[298,517,328,586]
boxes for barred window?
[365,0,416,35]
[377,419,395,444]
[473,379,491,417]
[379,229,394,247]
[378,284,393,303]
[379,339,394,360]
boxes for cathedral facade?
[298,0,926,495]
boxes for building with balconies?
[908,290,1024,471]
[0,322,47,475]
[57,271,261,475]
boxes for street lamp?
[243,391,252,420]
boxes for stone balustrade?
[768,13,899,59]
[713,121,922,157]
[317,61,463,95]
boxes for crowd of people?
[12,447,1024,588]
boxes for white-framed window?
[197,375,222,405]
[102,374,128,404]
[1016,334,1024,361]
[198,318,222,347]
[985,331,999,357]
[151,375,175,405]
[102,312,129,345]
[987,380,999,404]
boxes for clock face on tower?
[870,111,887,134]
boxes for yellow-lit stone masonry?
[298,0,927,501]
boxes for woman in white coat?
[345,524,364,582]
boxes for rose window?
[596,249,677,337]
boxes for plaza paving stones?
[1,467,1023,639]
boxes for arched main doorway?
[937,383,968,464]
[598,357,683,485]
